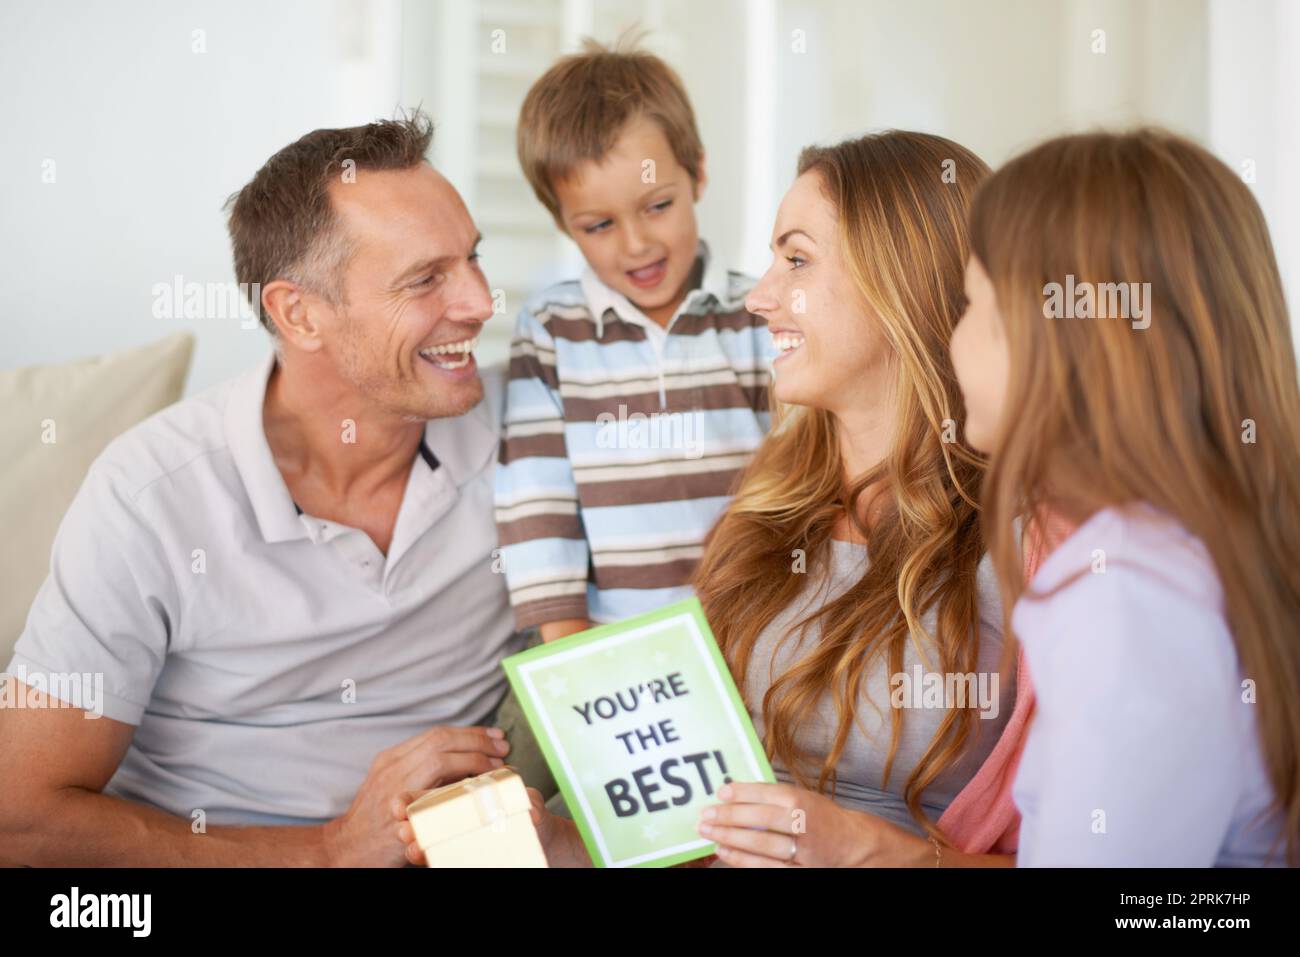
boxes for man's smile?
[418,334,479,371]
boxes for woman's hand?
[697,781,936,867]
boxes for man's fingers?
[526,787,544,826]
[408,749,502,792]
[382,738,519,865]
[395,819,427,866]
[525,786,566,849]
[405,840,427,867]
[392,790,429,821]
[392,730,509,787]
[393,725,509,762]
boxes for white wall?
[1208,0,1300,333]
[0,0,403,395]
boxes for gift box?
[406,767,548,868]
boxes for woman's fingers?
[700,819,802,863]
[713,840,795,868]
[717,780,800,808]
[701,799,796,833]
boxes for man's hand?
[394,785,592,867]
[324,725,511,867]
[526,786,592,867]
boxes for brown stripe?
[594,556,699,590]
[579,465,744,507]
[499,432,567,464]
[497,512,586,547]
[506,350,561,391]
[544,314,647,344]
[563,380,765,421]
[742,383,770,413]
[671,308,767,337]
[540,309,766,343]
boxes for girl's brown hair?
[694,131,993,836]
[969,128,1300,863]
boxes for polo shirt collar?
[579,240,733,338]
[225,352,304,545]
[224,352,499,546]
[419,385,498,488]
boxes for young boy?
[495,40,774,642]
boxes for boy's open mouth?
[419,335,479,372]
[626,258,668,290]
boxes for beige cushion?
[0,333,195,664]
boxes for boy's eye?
[584,220,613,235]
[648,199,673,213]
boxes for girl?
[950,129,1300,865]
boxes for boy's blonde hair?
[516,36,704,226]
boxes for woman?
[950,129,1300,865]
[689,131,1021,867]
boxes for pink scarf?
[936,513,1075,855]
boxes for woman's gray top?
[741,539,1014,836]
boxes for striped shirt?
[494,244,775,629]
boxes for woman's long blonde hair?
[694,131,993,835]
[970,129,1300,863]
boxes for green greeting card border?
[502,597,775,868]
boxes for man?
[0,114,551,865]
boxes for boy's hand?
[539,619,591,643]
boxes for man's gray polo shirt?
[6,353,522,825]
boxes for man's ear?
[693,151,708,202]
[262,280,326,352]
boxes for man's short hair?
[224,112,434,334]
[516,36,704,227]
